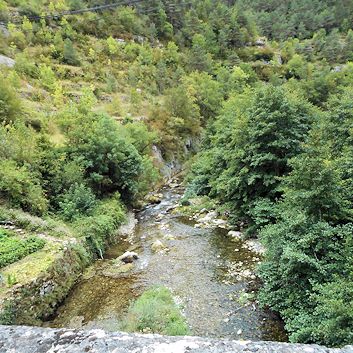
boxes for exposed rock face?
[0,24,10,37]
[0,54,15,68]
[117,211,137,238]
[0,325,352,353]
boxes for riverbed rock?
[82,266,97,280]
[151,239,167,253]
[145,193,163,204]
[117,251,139,263]
[164,234,176,241]
[117,212,138,238]
[212,219,227,226]
[228,231,242,239]
[244,240,265,255]
[197,211,218,223]
[0,325,351,353]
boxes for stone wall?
[0,244,88,325]
[0,325,352,353]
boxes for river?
[44,182,287,341]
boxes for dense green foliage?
[0,0,353,345]
[0,229,46,268]
[123,286,190,336]
[256,92,353,346]
[187,85,314,234]
[75,195,126,256]
[237,1,353,41]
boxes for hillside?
[0,0,352,348]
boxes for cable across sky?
[0,0,193,26]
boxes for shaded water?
[45,184,287,341]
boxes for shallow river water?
[45,184,287,341]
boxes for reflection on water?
[45,185,287,341]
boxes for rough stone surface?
[0,325,352,353]
[0,54,15,67]
[151,239,167,253]
[117,251,139,263]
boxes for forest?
[0,0,352,347]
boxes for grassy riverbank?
[0,197,126,325]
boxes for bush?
[0,160,48,215]
[0,75,22,124]
[14,52,39,78]
[122,286,190,336]
[0,229,45,268]
[59,183,96,221]
[75,195,125,256]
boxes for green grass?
[122,286,190,336]
[0,229,45,268]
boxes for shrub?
[122,286,190,336]
[14,52,39,78]
[0,160,48,215]
[0,75,22,124]
[59,183,96,221]
[75,195,125,256]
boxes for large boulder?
[117,251,139,263]
[228,231,242,239]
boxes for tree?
[63,38,80,66]
[188,34,213,72]
[343,29,353,61]
[0,76,22,124]
[183,72,224,120]
[65,112,143,201]
[220,85,312,231]
[258,91,353,346]
[59,183,96,221]
[259,212,353,345]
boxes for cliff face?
[0,325,352,353]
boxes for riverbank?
[0,197,133,325]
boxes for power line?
[0,0,193,26]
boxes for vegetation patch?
[122,286,190,336]
[0,229,45,268]
[177,195,219,216]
